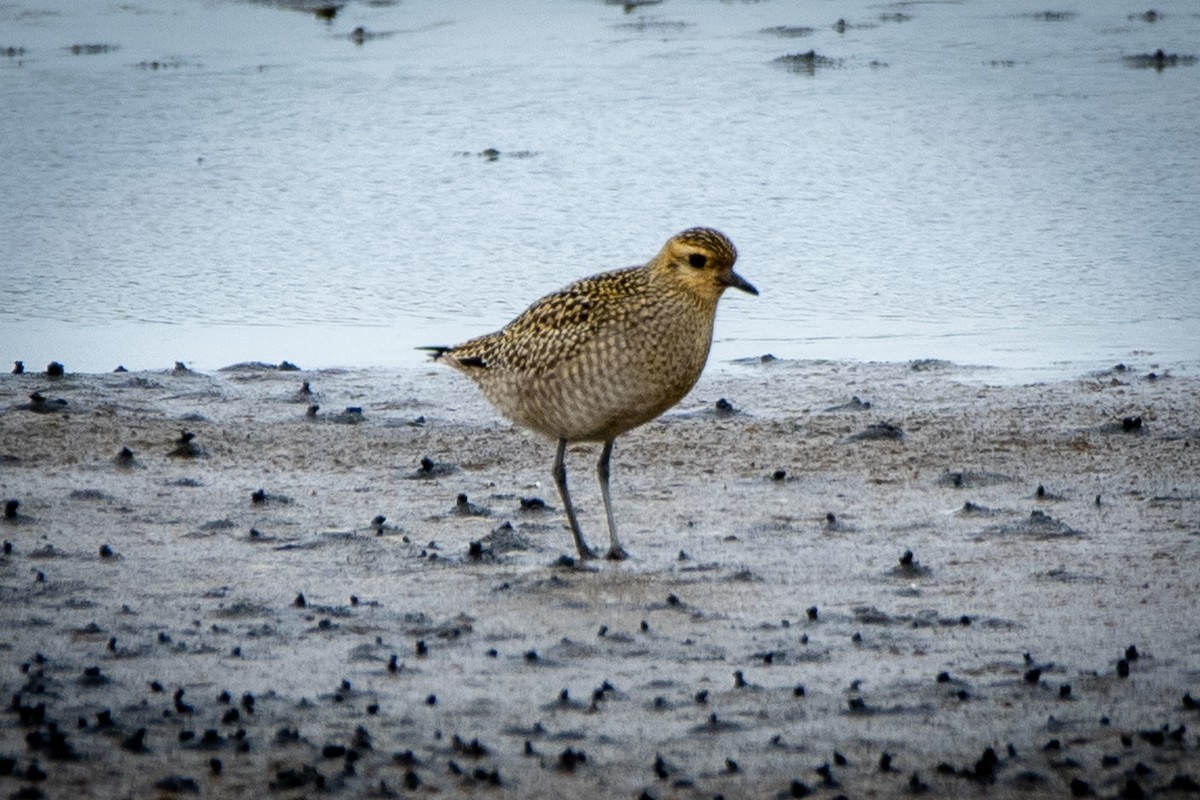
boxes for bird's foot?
[605,546,628,561]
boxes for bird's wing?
[442,269,644,375]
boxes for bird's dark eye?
[688,253,707,268]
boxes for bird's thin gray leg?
[597,438,627,560]
[553,437,595,559]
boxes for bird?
[423,227,757,560]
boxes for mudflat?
[1,359,1197,798]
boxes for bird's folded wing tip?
[417,347,488,369]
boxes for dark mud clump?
[452,493,490,517]
[1030,11,1076,22]
[113,447,138,468]
[955,500,998,517]
[404,456,458,479]
[456,148,537,162]
[19,392,68,414]
[1097,415,1146,434]
[613,19,691,33]
[216,360,302,372]
[979,509,1084,539]
[824,396,872,412]
[890,549,933,579]
[69,44,119,55]
[773,50,843,74]
[833,18,877,34]
[133,58,189,70]
[761,25,816,38]
[349,26,396,45]
[168,430,205,458]
[842,422,904,442]
[937,470,1013,488]
[1124,49,1197,70]
[606,0,663,11]
[313,4,340,21]
[909,358,955,372]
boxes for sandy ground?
[1,357,1198,799]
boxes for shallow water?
[3,0,1199,374]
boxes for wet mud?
[1,359,1198,798]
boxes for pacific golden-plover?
[424,227,757,560]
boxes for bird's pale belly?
[480,336,711,442]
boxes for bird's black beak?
[722,270,759,296]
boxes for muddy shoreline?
[1,359,1198,798]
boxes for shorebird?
[424,227,757,560]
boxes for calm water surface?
[3,0,1198,376]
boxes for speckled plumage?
[426,227,756,559]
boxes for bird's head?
[654,227,758,303]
